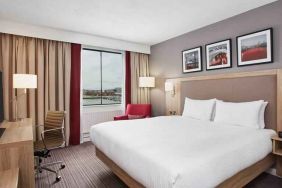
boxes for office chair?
[34,111,66,182]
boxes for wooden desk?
[0,119,35,188]
[0,168,19,188]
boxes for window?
[82,49,123,106]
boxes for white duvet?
[90,116,275,188]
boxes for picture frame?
[205,39,232,70]
[237,28,273,66]
[182,46,202,73]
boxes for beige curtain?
[130,52,150,104]
[0,33,71,145]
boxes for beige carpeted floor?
[35,142,282,188]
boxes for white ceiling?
[0,0,277,45]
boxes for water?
[83,98,121,106]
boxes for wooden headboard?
[165,69,282,131]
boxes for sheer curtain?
[130,52,150,104]
[0,33,71,145]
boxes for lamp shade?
[139,77,155,88]
[165,82,174,92]
[13,74,37,89]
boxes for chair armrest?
[114,115,128,121]
[41,127,63,134]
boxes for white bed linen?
[90,116,275,188]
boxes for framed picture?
[182,47,202,73]
[205,39,232,70]
[237,28,273,66]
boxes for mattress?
[90,116,275,188]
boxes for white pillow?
[214,100,264,128]
[182,97,216,121]
[258,102,268,129]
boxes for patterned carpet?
[35,142,126,188]
[36,142,282,188]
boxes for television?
[0,71,4,123]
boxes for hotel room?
[0,0,282,187]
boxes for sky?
[82,50,123,90]
[241,34,266,47]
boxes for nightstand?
[271,136,282,176]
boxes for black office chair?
[34,111,66,182]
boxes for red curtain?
[125,51,131,108]
[69,43,81,145]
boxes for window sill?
[82,104,124,113]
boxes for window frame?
[82,48,124,106]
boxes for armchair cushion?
[114,104,152,121]
[114,115,129,121]
[128,114,146,120]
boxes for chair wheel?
[56,176,61,182]
[60,164,65,169]
[39,170,42,173]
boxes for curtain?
[69,43,81,145]
[0,33,71,145]
[125,51,131,107]
[130,52,150,104]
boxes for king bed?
[90,69,282,188]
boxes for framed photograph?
[205,39,232,70]
[237,28,273,66]
[182,47,202,73]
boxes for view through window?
[82,49,123,105]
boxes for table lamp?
[13,74,37,121]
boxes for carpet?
[35,142,282,188]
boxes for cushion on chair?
[114,115,129,121]
[114,104,151,121]
[34,137,64,151]
[128,114,146,119]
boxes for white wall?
[0,19,150,54]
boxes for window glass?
[82,49,123,105]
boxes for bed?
[91,69,282,188]
[91,116,275,187]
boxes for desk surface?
[0,119,33,147]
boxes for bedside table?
[271,136,282,176]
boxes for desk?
[0,119,35,188]
[0,168,19,188]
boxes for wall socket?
[169,111,177,115]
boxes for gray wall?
[149,0,282,116]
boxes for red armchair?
[114,104,152,121]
